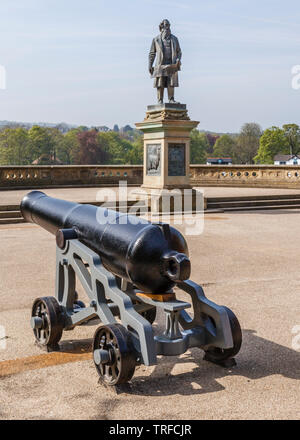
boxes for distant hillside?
[0,120,238,136]
[199,129,239,137]
[0,120,238,137]
[0,120,136,134]
[0,120,77,132]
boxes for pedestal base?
[133,187,206,214]
[135,103,199,192]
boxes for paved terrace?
[0,187,299,419]
[2,185,300,205]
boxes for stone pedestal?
[135,103,199,190]
[134,104,202,213]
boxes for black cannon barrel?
[20,191,191,294]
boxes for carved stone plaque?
[146,143,161,176]
[168,143,186,176]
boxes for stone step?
[81,200,143,208]
[208,198,300,209]
[0,210,22,218]
[0,217,26,225]
[220,204,300,212]
[207,194,300,203]
[0,204,20,211]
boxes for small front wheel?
[204,306,242,363]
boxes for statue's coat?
[149,34,182,88]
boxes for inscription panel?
[168,143,186,176]
[146,144,161,176]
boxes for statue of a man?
[149,19,182,104]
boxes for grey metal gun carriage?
[21,191,242,387]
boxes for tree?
[254,126,289,164]
[0,127,29,165]
[126,133,143,164]
[98,131,133,164]
[236,122,262,164]
[56,128,81,164]
[27,125,57,163]
[190,130,209,164]
[206,133,220,154]
[282,124,300,155]
[75,130,109,164]
[213,134,238,162]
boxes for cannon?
[21,191,242,386]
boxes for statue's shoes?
[169,99,178,104]
[158,100,163,104]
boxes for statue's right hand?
[149,67,154,75]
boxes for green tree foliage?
[190,129,209,164]
[237,122,262,164]
[282,124,300,155]
[1,122,299,167]
[213,134,238,163]
[97,132,132,164]
[27,126,57,163]
[254,126,289,164]
[56,128,81,164]
[0,127,29,165]
[126,133,143,164]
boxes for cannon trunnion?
[22,191,242,387]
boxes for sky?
[0,0,300,132]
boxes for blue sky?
[0,0,300,132]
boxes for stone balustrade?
[1,164,300,189]
[0,165,143,189]
[190,164,300,189]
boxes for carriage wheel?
[93,324,136,386]
[204,306,242,363]
[31,297,64,349]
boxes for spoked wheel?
[204,306,242,364]
[31,297,64,349]
[93,324,136,386]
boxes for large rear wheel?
[93,324,136,386]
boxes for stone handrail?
[1,164,300,189]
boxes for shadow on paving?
[58,329,300,397]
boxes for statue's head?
[159,19,170,33]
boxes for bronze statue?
[149,19,182,104]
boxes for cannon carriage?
[21,191,242,387]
